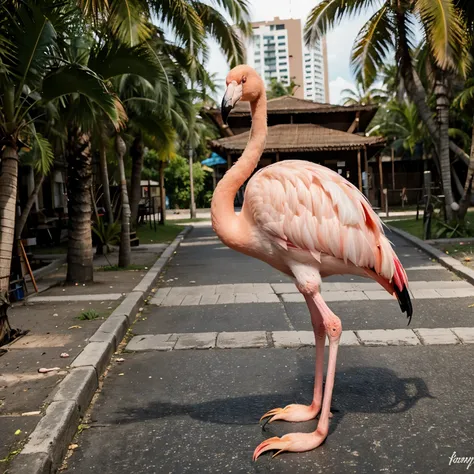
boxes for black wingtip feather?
[394,285,413,325]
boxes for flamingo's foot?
[253,431,327,460]
[260,403,321,424]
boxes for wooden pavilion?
[210,123,385,203]
[204,95,388,206]
[203,95,379,136]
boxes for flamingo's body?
[211,65,412,460]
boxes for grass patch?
[388,218,424,239]
[98,264,147,272]
[438,243,474,255]
[77,309,100,321]
[136,223,183,244]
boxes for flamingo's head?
[221,65,263,124]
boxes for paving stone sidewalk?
[0,243,168,470]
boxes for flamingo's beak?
[221,80,242,124]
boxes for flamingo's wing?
[245,161,396,282]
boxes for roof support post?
[276,152,280,162]
[363,146,369,198]
[357,149,363,192]
[391,147,395,189]
[226,152,232,170]
[378,153,384,209]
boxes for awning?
[202,152,227,167]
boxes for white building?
[245,17,329,103]
[303,40,326,102]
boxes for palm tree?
[52,33,164,281]
[374,101,430,156]
[76,0,251,64]
[341,83,386,106]
[0,1,127,343]
[454,80,474,218]
[266,78,300,100]
[305,0,469,219]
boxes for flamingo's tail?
[365,256,413,325]
[392,257,413,324]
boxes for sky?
[206,0,378,104]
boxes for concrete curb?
[389,225,474,286]
[8,226,192,474]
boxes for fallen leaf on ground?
[118,373,125,376]
[69,444,79,450]
[464,257,471,262]
[60,353,69,358]
[22,411,41,416]
[38,367,60,373]
[68,325,82,329]
[14,429,21,435]
[116,358,125,363]
[468,303,474,308]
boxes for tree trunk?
[159,160,166,225]
[99,142,114,225]
[459,121,474,219]
[394,11,469,168]
[129,134,144,226]
[116,136,131,268]
[0,145,19,345]
[435,77,454,220]
[188,145,196,219]
[16,174,44,239]
[66,127,94,283]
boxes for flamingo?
[211,65,413,460]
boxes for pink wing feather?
[245,161,407,288]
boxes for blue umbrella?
[202,152,227,167]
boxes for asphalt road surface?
[64,226,474,474]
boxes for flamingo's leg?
[254,292,341,460]
[260,295,325,425]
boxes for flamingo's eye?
[242,76,247,83]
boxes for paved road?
[65,226,474,473]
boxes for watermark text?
[449,452,474,470]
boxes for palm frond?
[304,0,379,46]
[42,64,126,130]
[191,2,245,67]
[88,40,170,97]
[12,3,58,94]
[108,0,151,45]
[448,127,471,149]
[416,0,469,71]
[453,82,474,109]
[149,0,205,54]
[351,5,394,87]
[208,0,252,36]
[20,131,55,175]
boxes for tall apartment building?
[245,17,329,103]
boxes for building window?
[277,35,285,40]
[276,24,284,30]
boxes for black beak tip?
[221,105,232,125]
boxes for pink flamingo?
[211,65,412,460]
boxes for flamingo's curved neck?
[211,92,267,247]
